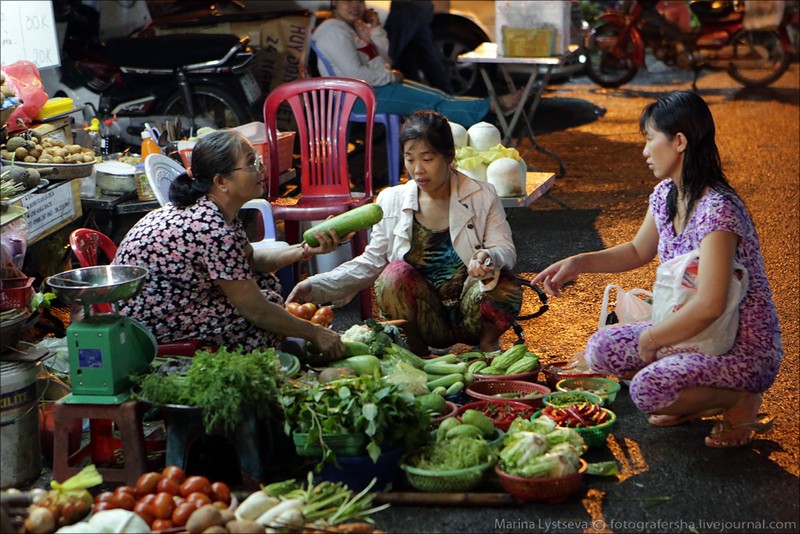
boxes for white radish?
[255,498,304,526]
[235,491,280,521]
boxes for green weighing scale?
[46,265,157,404]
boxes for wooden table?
[500,171,556,210]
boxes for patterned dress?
[375,218,522,348]
[585,179,783,413]
[113,197,283,351]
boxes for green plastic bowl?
[543,391,603,408]
[556,377,621,405]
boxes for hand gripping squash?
[302,204,384,247]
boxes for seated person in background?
[533,91,782,448]
[384,0,454,94]
[313,0,521,127]
[288,111,522,355]
[113,130,345,360]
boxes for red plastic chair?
[263,77,377,319]
[68,228,201,357]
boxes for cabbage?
[498,431,548,467]
[382,361,429,396]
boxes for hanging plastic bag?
[651,249,748,357]
[0,61,48,132]
[597,284,653,330]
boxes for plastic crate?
[0,277,34,311]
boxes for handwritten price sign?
[0,1,60,69]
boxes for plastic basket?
[320,445,404,492]
[456,400,536,432]
[556,377,621,405]
[466,380,551,409]
[401,460,494,492]
[541,362,602,390]
[534,408,617,449]
[495,459,587,503]
[0,277,34,311]
[292,432,367,457]
[430,401,459,427]
[542,391,603,409]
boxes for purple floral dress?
[585,179,783,413]
[113,197,283,351]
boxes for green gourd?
[302,204,384,247]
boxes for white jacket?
[312,18,393,87]
[306,172,517,307]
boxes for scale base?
[62,391,133,405]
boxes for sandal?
[648,408,723,427]
[704,415,776,448]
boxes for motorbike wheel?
[726,30,790,87]
[585,22,639,88]
[161,84,252,133]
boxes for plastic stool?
[52,399,163,486]
[351,112,402,186]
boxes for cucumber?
[303,204,384,246]
[461,409,495,438]
[416,393,446,414]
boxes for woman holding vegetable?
[532,92,782,448]
[288,110,522,355]
[114,130,346,360]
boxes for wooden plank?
[374,492,522,507]
[500,171,555,209]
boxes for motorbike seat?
[101,33,242,70]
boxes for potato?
[83,153,95,162]
[41,139,53,148]
[0,149,11,159]
[202,527,228,534]
[53,148,68,157]
[186,505,225,534]
[227,519,266,533]
[24,155,37,163]
[52,156,65,164]
[50,138,65,147]
[37,157,53,164]
[14,147,28,159]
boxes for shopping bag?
[652,249,748,356]
[597,284,653,330]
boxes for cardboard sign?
[20,180,80,242]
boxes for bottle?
[87,118,102,160]
[140,129,161,160]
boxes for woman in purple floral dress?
[533,92,782,448]
[114,130,345,360]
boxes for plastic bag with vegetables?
[381,360,429,396]
[30,465,102,531]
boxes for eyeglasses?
[229,154,265,175]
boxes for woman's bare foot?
[704,392,774,448]
[490,88,525,115]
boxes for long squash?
[303,204,384,246]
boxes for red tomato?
[152,492,175,520]
[314,305,334,325]
[156,477,180,496]
[135,472,163,496]
[286,302,303,317]
[210,482,231,506]
[133,501,155,526]
[186,491,212,508]
[179,476,211,497]
[171,502,196,527]
[161,466,187,485]
[299,302,318,320]
[93,501,114,514]
[95,491,115,504]
[151,518,173,532]
[114,485,137,497]
[112,491,136,511]
[139,493,157,506]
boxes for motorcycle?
[584,0,793,89]
[46,1,260,148]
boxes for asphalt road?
[361,61,800,533]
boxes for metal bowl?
[46,265,149,305]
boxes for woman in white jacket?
[312,0,521,127]
[288,111,522,355]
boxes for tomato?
[161,466,186,485]
[171,502,196,527]
[151,518,173,532]
[133,501,155,526]
[186,491,212,508]
[114,485,137,497]
[313,305,334,325]
[93,501,114,514]
[286,301,303,317]
[299,302,318,320]
[135,471,163,496]
[179,476,211,497]
[139,493,157,506]
[152,492,175,520]
[112,491,136,511]
[95,491,115,504]
[156,477,180,496]
[210,482,231,506]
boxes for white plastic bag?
[652,249,748,356]
[598,284,653,330]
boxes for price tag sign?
[0,1,60,69]
[21,182,76,241]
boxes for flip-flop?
[648,408,724,427]
[704,415,776,448]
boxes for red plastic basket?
[541,362,602,390]
[0,277,35,311]
[456,400,536,432]
[430,401,459,427]
[465,380,551,409]
[495,459,587,503]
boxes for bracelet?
[646,328,658,348]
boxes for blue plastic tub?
[319,445,404,492]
